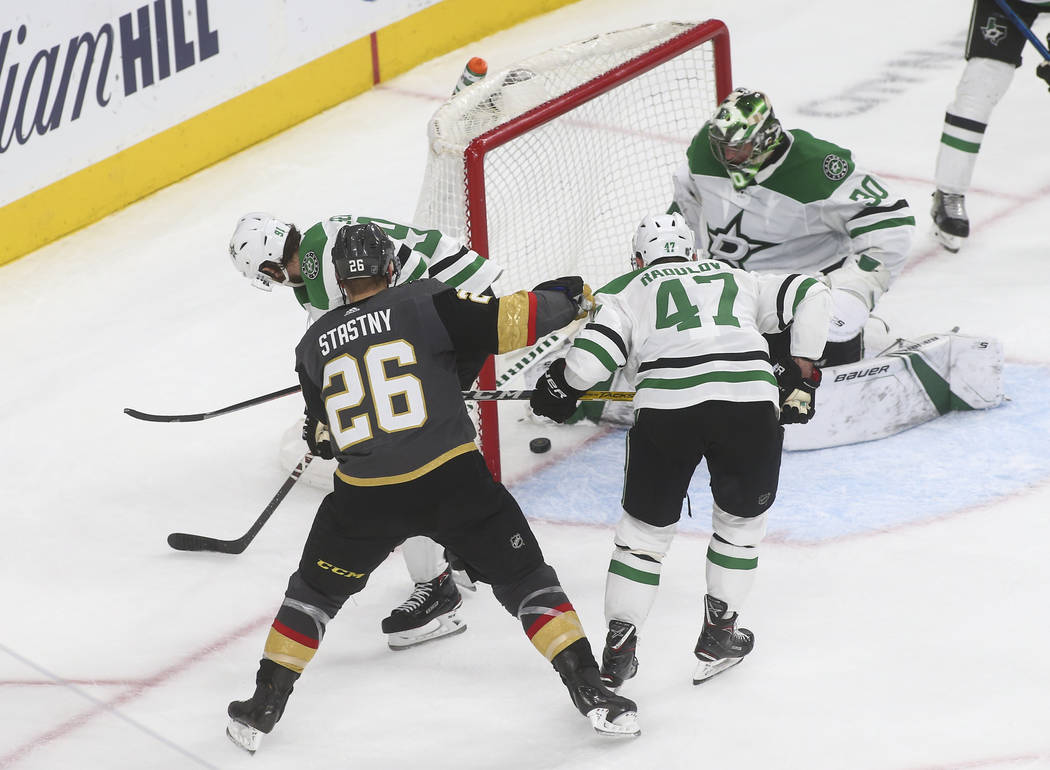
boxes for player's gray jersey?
[295,280,478,485]
[672,127,914,308]
[294,215,503,322]
[564,258,829,410]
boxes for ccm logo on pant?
[316,559,365,578]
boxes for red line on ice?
[0,613,270,769]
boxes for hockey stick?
[462,389,634,402]
[992,0,1050,60]
[124,384,303,422]
[167,454,314,554]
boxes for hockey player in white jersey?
[229,211,503,649]
[530,213,830,686]
[931,0,1050,252]
[671,88,914,366]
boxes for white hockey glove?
[303,414,334,460]
[827,288,870,343]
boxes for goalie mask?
[708,88,784,190]
[632,213,696,267]
[229,212,301,290]
[332,222,401,286]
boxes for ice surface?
[2,1,1049,768]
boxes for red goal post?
[414,21,732,480]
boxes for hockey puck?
[529,437,552,454]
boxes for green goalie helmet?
[707,88,784,190]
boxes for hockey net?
[414,20,732,480]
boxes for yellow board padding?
[0,0,581,268]
[376,0,580,81]
[0,36,374,268]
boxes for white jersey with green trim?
[294,214,503,322]
[563,258,830,411]
[671,128,915,309]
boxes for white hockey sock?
[603,512,675,628]
[935,58,1015,194]
[605,546,662,629]
[705,535,758,614]
[401,536,447,583]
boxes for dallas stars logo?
[981,16,1007,45]
[705,211,777,267]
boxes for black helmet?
[332,222,400,285]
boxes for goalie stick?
[166,454,314,554]
[124,384,302,422]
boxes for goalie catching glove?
[303,414,334,459]
[530,359,584,423]
[774,358,822,425]
[532,276,594,320]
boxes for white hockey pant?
[935,58,1015,194]
[401,536,448,583]
[604,512,676,629]
[706,504,767,615]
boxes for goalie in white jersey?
[530,213,830,686]
[229,212,503,650]
[671,88,914,366]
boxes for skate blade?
[387,613,467,650]
[587,707,640,737]
[931,227,962,253]
[226,719,262,754]
[451,569,477,592]
[692,655,745,684]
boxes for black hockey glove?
[774,358,822,425]
[1037,61,1050,92]
[530,358,584,424]
[303,414,335,459]
[533,276,593,319]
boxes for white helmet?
[632,213,695,267]
[228,212,295,291]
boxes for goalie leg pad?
[604,512,676,628]
[706,507,767,613]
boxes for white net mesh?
[413,21,729,478]
[414,21,726,294]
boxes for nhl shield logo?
[301,250,320,280]
[822,154,849,181]
[981,16,1007,45]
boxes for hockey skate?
[226,659,299,754]
[553,641,640,737]
[692,595,754,684]
[381,567,466,650]
[599,620,639,691]
[931,190,969,253]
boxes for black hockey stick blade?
[125,384,302,423]
[167,454,314,554]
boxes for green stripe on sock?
[608,559,660,585]
[706,547,758,571]
[940,133,980,153]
